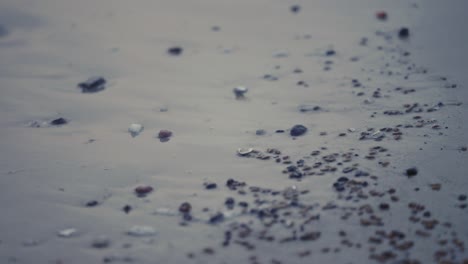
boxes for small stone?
[128,124,144,137]
[233,86,248,98]
[290,5,301,13]
[204,183,217,190]
[290,124,308,137]
[134,185,153,197]
[86,200,99,207]
[379,203,390,210]
[225,198,235,209]
[58,228,78,238]
[398,27,410,39]
[167,46,183,56]
[91,236,111,249]
[50,118,68,126]
[299,105,321,112]
[376,11,388,20]
[458,195,467,201]
[209,213,224,224]
[179,202,192,213]
[158,130,173,142]
[122,205,132,214]
[127,226,156,237]
[406,167,418,177]
[78,76,106,93]
[325,50,336,56]
[255,129,266,136]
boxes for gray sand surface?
[0,0,467,263]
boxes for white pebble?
[58,228,78,238]
[127,226,156,237]
[128,123,144,137]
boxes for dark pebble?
[289,171,303,179]
[158,130,173,139]
[134,185,153,197]
[238,201,249,208]
[256,129,266,136]
[205,183,217,190]
[379,203,390,210]
[276,130,285,133]
[376,11,387,20]
[290,5,301,13]
[179,202,192,213]
[290,124,308,137]
[122,205,132,214]
[50,118,68,126]
[78,77,106,93]
[225,197,235,209]
[458,195,467,201]
[325,50,336,56]
[398,27,410,39]
[167,46,183,56]
[209,212,224,224]
[406,167,418,177]
[86,200,99,207]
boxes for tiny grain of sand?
[0,0,467,263]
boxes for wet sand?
[0,0,467,263]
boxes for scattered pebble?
[233,86,248,99]
[91,236,111,249]
[398,27,410,39]
[290,124,308,137]
[406,167,418,177]
[50,118,68,126]
[78,76,106,93]
[58,228,78,238]
[127,226,156,237]
[179,202,192,213]
[157,130,173,142]
[128,124,144,137]
[134,185,153,197]
[167,46,183,56]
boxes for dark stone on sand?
[86,200,99,207]
[50,118,68,126]
[179,202,192,213]
[458,195,467,201]
[406,167,418,177]
[298,105,321,112]
[290,124,308,136]
[134,185,153,197]
[238,201,249,208]
[78,77,106,93]
[158,130,172,141]
[290,5,301,14]
[376,11,388,21]
[209,213,224,224]
[167,46,183,56]
[225,197,235,209]
[325,50,336,56]
[204,183,217,190]
[379,203,390,210]
[276,130,285,133]
[398,27,410,39]
[256,129,266,136]
[122,205,132,214]
[289,171,303,179]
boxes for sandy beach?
[0,0,467,263]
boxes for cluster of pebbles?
[175,8,467,264]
